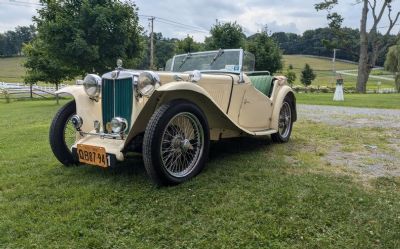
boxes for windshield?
[169,49,254,73]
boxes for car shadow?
[209,136,273,161]
[75,136,274,181]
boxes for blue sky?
[0,0,398,41]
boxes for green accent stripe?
[102,78,133,131]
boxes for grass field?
[1,100,399,248]
[0,57,26,83]
[296,93,400,109]
[282,55,395,90]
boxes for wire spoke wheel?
[63,114,77,152]
[278,102,292,138]
[49,101,78,165]
[160,112,204,178]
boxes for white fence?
[0,82,67,100]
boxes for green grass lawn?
[282,55,395,90]
[296,93,400,109]
[1,100,399,248]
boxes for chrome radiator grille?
[101,78,133,131]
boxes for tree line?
[0,25,36,57]
[272,27,397,67]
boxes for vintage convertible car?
[50,49,297,185]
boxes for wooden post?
[56,83,59,105]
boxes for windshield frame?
[169,49,254,73]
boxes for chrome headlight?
[83,74,102,98]
[71,115,83,131]
[111,117,128,133]
[138,71,160,97]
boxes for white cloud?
[0,3,37,31]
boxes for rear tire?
[49,101,78,166]
[271,97,293,143]
[143,100,210,186]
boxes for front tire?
[143,100,210,186]
[271,97,293,143]
[49,100,78,166]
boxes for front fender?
[125,82,255,146]
[56,86,101,133]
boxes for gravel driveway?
[298,104,400,129]
[297,104,400,178]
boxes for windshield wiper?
[178,53,192,70]
[210,49,224,65]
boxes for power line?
[155,19,209,33]
[0,0,42,7]
[157,17,207,32]
[138,14,208,33]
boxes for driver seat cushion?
[248,75,274,97]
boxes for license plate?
[77,144,108,168]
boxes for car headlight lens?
[111,117,128,133]
[138,71,160,96]
[83,74,102,98]
[71,115,83,131]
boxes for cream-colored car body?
[57,64,295,162]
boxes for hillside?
[282,55,394,90]
[0,57,26,83]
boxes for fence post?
[30,83,33,99]
[56,83,59,105]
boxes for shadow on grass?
[209,136,273,160]
[64,136,275,185]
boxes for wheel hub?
[180,139,191,152]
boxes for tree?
[176,35,202,54]
[205,21,245,50]
[316,0,400,93]
[246,32,283,73]
[384,43,400,92]
[23,39,77,87]
[285,64,297,86]
[27,0,142,82]
[301,64,316,86]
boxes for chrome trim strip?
[102,70,139,80]
[78,131,125,140]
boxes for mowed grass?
[296,93,400,109]
[282,55,395,90]
[0,57,26,83]
[1,100,399,248]
[0,57,75,85]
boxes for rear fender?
[55,86,101,133]
[270,84,297,131]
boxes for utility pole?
[149,16,155,69]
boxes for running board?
[253,129,277,136]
